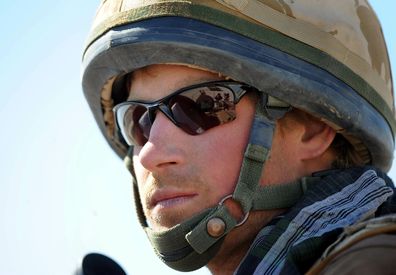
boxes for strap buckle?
[219,195,250,227]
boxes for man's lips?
[149,190,198,209]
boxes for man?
[82,0,396,274]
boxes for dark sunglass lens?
[169,85,237,134]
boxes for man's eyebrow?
[127,76,226,101]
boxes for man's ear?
[298,117,336,161]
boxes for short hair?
[330,134,367,169]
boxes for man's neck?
[207,242,250,275]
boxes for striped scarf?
[236,167,395,275]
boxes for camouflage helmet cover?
[82,0,394,171]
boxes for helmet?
[82,0,394,271]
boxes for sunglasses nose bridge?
[156,104,177,125]
[144,104,178,133]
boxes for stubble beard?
[139,170,211,231]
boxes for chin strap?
[124,94,308,271]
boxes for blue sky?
[0,1,394,274]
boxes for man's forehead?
[127,64,226,101]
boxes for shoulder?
[307,214,396,275]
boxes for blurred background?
[0,1,394,274]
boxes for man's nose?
[137,112,185,171]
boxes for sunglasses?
[113,80,254,146]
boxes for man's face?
[130,64,256,231]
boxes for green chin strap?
[124,94,305,271]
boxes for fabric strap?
[252,176,320,210]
